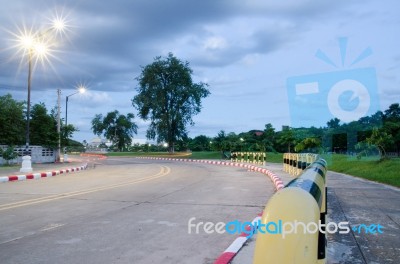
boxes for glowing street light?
[63,85,85,157]
[65,86,86,127]
[18,33,51,151]
[15,17,67,149]
[52,18,66,31]
[13,16,69,172]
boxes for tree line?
[93,101,399,159]
[89,54,399,158]
[91,53,210,152]
[0,94,81,150]
[2,52,398,160]
[185,103,400,159]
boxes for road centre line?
[0,166,171,211]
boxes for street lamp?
[65,86,86,127]
[19,35,48,152]
[63,86,85,161]
[16,18,67,172]
[18,20,67,150]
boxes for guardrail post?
[283,153,288,172]
[253,159,327,264]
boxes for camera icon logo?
[287,38,380,127]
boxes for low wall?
[0,145,55,165]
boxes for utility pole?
[57,89,61,162]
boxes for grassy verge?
[105,151,283,161]
[104,151,399,187]
[322,154,400,187]
[106,151,223,159]
[105,152,191,157]
[0,165,19,170]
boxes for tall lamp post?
[17,19,66,172]
[65,86,86,128]
[64,86,86,159]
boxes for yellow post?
[253,159,327,264]
[253,188,320,264]
[283,153,288,172]
[289,153,297,176]
[295,154,301,176]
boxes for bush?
[0,146,18,165]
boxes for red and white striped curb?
[0,163,88,183]
[214,215,262,264]
[136,157,285,190]
[137,157,285,263]
[80,153,107,160]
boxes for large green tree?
[0,94,25,145]
[276,127,296,153]
[30,103,58,147]
[132,53,210,152]
[295,137,322,152]
[366,127,393,159]
[383,103,400,154]
[188,135,212,151]
[262,123,276,152]
[91,110,138,151]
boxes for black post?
[65,96,68,127]
[25,51,32,154]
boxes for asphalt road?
[0,157,276,264]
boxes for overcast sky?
[0,0,399,144]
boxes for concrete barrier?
[253,158,327,264]
[231,152,266,165]
[283,153,319,176]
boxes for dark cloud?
[0,0,356,93]
[1,0,398,142]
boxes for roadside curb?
[137,157,284,190]
[0,163,88,183]
[136,157,285,263]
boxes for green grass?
[105,151,283,161]
[187,151,222,159]
[265,152,283,163]
[103,151,399,187]
[105,152,192,157]
[0,164,19,170]
[106,151,223,159]
[321,154,400,187]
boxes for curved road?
[0,157,276,263]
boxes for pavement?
[0,154,105,182]
[0,158,87,178]
[0,158,400,264]
[0,157,278,263]
[231,163,400,264]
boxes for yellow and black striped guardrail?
[253,158,327,264]
[283,153,319,176]
[231,152,266,165]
